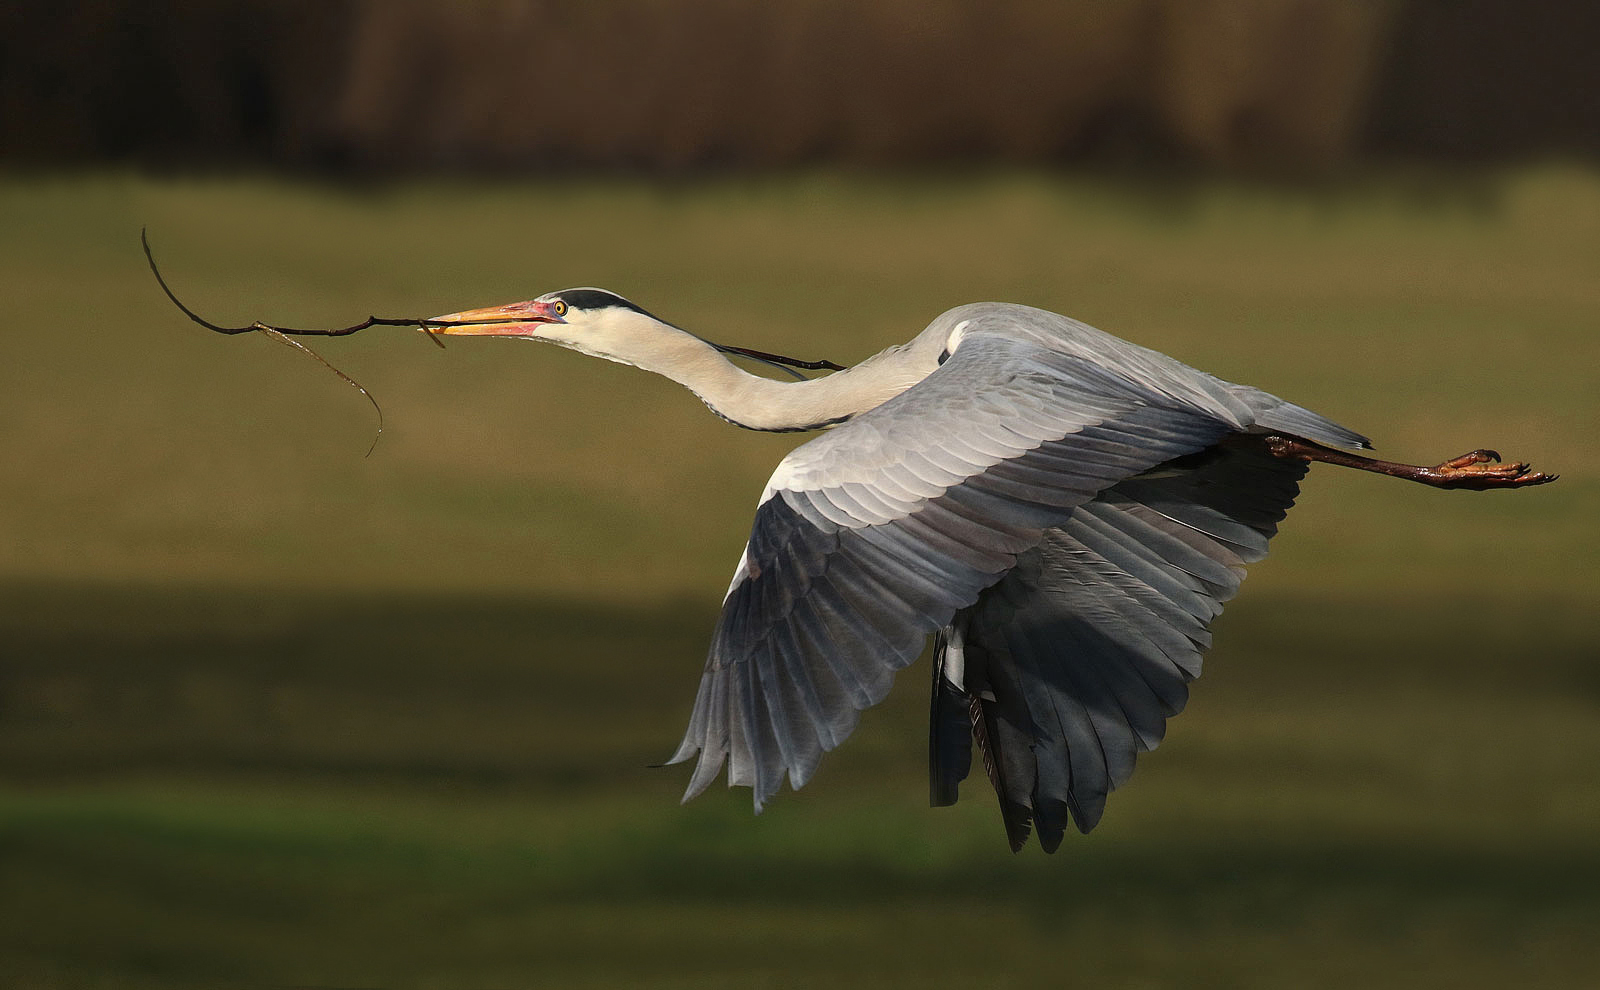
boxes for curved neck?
[613,317,926,432]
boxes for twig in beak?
[142,228,529,339]
[144,228,549,454]
[142,228,485,456]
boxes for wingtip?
[1002,802,1034,853]
[661,738,699,768]
[680,777,709,806]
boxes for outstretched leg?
[1259,435,1557,490]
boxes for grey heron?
[430,289,1553,853]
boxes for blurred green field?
[2,169,1597,988]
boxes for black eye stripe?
[553,289,651,316]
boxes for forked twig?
[257,328,387,458]
[141,228,535,342]
[143,228,524,457]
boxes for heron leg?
[1258,435,1557,490]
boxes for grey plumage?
[665,304,1363,848]
[428,289,1370,851]
[932,438,1308,850]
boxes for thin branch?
[143,228,441,456]
[257,328,386,458]
[141,227,532,345]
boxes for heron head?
[428,287,670,365]
[429,287,840,379]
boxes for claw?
[1439,449,1503,471]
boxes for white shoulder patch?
[945,319,972,355]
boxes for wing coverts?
[669,322,1348,848]
[669,334,1250,809]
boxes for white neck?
[554,308,937,432]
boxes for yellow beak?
[425,299,564,336]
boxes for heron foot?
[1259,435,1558,490]
[1425,449,1557,489]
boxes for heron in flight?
[429,289,1552,852]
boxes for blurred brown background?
[3,3,1598,988]
[5,0,1598,173]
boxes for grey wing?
[929,435,1308,851]
[668,332,1273,810]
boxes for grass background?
[1,167,1596,987]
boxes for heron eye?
[552,299,568,317]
